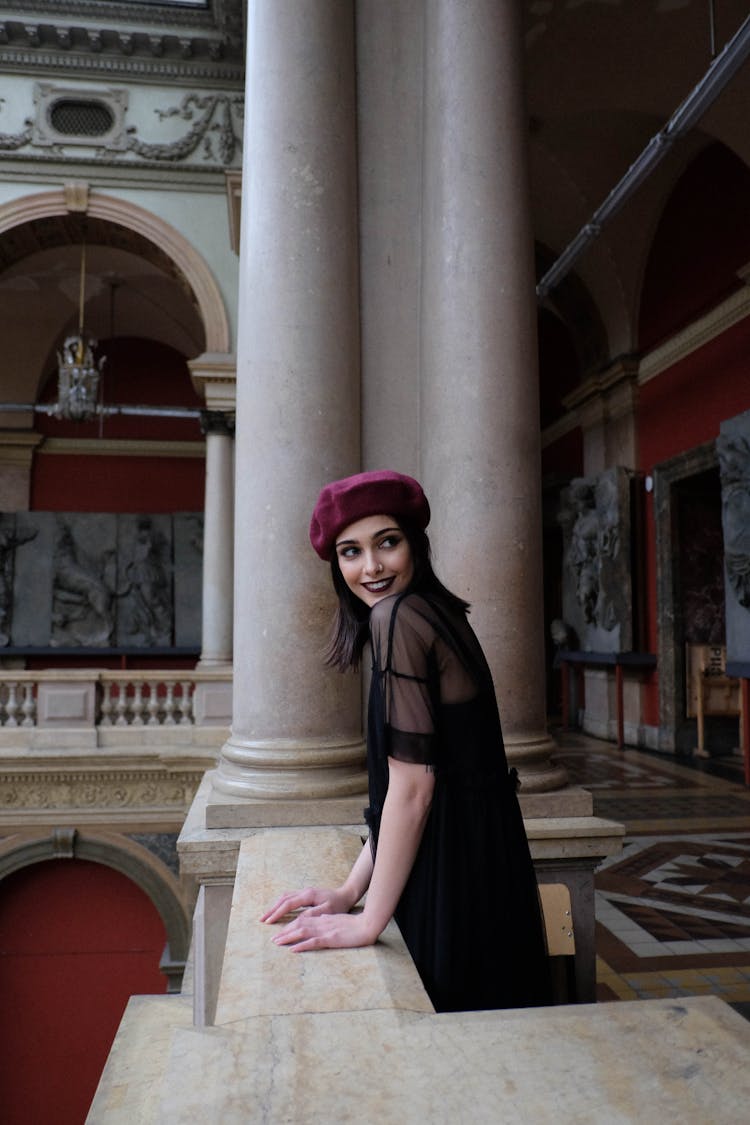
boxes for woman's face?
[334,513,414,608]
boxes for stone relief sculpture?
[0,518,38,646]
[120,516,173,646]
[717,412,750,663]
[558,467,632,652]
[51,521,120,647]
[1,512,202,649]
[716,430,750,609]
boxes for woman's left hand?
[271,910,378,952]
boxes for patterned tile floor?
[552,731,750,1015]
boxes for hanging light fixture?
[54,232,105,421]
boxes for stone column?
[420,0,568,796]
[198,411,234,668]
[211,0,364,807]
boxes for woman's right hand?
[260,885,355,924]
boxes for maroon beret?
[310,470,430,560]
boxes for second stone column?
[212,0,365,807]
[420,0,569,798]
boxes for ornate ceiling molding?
[0,0,244,82]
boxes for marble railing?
[0,668,232,729]
[99,672,195,727]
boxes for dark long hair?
[324,519,470,671]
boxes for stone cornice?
[0,154,227,190]
[638,283,750,385]
[189,352,236,410]
[0,0,244,82]
[0,429,44,464]
[37,437,206,458]
[0,47,243,85]
[562,357,639,413]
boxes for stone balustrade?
[0,668,233,731]
[89,822,750,1122]
[99,673,195,728]
[0,673,36,727]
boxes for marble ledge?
[214,828,432,1026]
[526,815,625,861]
[157,997,749,1124]
[0,728,226,754]
[178,773,623,881]
[86,994,193,1125]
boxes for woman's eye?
[339,546,359,560]
[379,536,399,549]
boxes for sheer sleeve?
[369,596,438,766]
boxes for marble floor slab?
[554,732,750,1008]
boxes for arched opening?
[0,857,170,1125]
[638,142,750,352]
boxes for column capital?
[189,352,237,412]
[200,410,236,439]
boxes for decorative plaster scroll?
[0,122,32,149]
[126,93,243,164]
[1,83,242,166]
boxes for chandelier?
[54,237,105,422]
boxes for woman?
[262,470,551,1012]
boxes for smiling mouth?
[363,577,395,594]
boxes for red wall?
[0,858,168,1125]
[31,453,205,513]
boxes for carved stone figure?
[558,467,632,652]
[120,516,173,646]
[717,430,750,609]
[0,518,38,646]
[51,521,119,647]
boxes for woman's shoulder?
[369,593,440,651]
[369,591,433,629]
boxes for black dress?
[365,591,552,1013]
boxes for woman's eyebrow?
[335,526,400,549]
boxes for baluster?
[100,681,114,726]
[0,684,7,727]
[115,681,130,726]
[131,682,145,726]
[178,681,193,725]
[146,681,161,726]
[5,682,19,727]
[21,683,36,727]
[163,682,176,726]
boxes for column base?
[504,730,570,793]
[212,733,368,803]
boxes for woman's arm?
[268,757,434,951]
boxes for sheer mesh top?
[368,592,497,768]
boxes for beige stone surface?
[215,828,433,1024]
[157,997,750,1124]
[525,815,625,861]
[86,994,193,1124]
[205,787,369,829]
[518,782,593,818]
